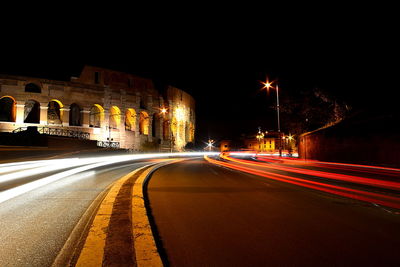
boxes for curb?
[75,164,154,266]
[131,161,179,267]
[74,159,182,267]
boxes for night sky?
[1,9,397,145]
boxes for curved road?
[147,158,400,266]
[0,159,152,267]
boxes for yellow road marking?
[132,165,166,267]
[75,164,151,267]
[132,159,183,267]
[75,159,183,267]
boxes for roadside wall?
[0,132,98,149]
[298,113,400,168]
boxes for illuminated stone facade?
[0,66,195,151]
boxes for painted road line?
[51,176,114,267]
[132,159,184,267]
[75,164,153,267]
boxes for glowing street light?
[262,79,273,92]
[261,77,282,157]
[159,107,173,152]
[207,139,215,151]
[256,127,264,153]
[160,107,167,115]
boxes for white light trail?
[0,161,111,204]
[0,158,101,184]
[0,152,219,204]
[0,158,78,175]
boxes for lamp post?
[287,133,294,156]
[207,139,214,152]
[160,107,173,152]
[107,111,122,147]
[262,79,282,157]
[256,127,264,153]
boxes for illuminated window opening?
[90,104,104,128]
[125,108,136,131]
[109,106,121,129]
[139,111,149,135]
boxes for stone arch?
[25,83,41,93]
[109,106,121,129]
[69,103,81,126]
[152,113,161,138]
[185,121,190,142]
[24,99,40,123]
[189,122,195,142]
[163,119,170,140]
[178,121,185,147]
[139,111,149,135]
[171,117,177,140]
[47,99,63,125]
[89,104,104,128]
[0,96,16,122]
[125,108,136,131]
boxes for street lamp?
[160,107,173,152]
[262,78,282,157]
[286,133,294,156]
[107,111,122,147]
[207,139,214,151]
[160,107,167,115]
[256,127,264,153]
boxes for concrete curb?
[131,161,180,267]
[72,159,182,267]
[75,164,153,267]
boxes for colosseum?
[0,65,195,151]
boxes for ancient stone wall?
[0,66,195,151]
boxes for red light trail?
[205,155,400,210]
[256,155,400,177]
[221,154,400,191]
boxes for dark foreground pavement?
[0,160,150,266]
[147,158,400,266]
[0,146,127,164]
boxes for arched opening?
[125,108,136,131]
[171,117,177,140]
[152,113,160,138]
[109,106,121,129]
[25,83,41,93]
[0,96,16,122]
[139,111,149,135]
[189,122,195,142]
[24,100,40,123]
[185,122,190,142]
[69,103,81,126]
[163,120,170,140]
[47,100,63,124]
[89,104,104,128]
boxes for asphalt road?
[147,158,400,266]
[0,159,151,267]
[0,147,126,164]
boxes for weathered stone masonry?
[0,65,195,151]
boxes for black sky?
[1,6,398,144]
